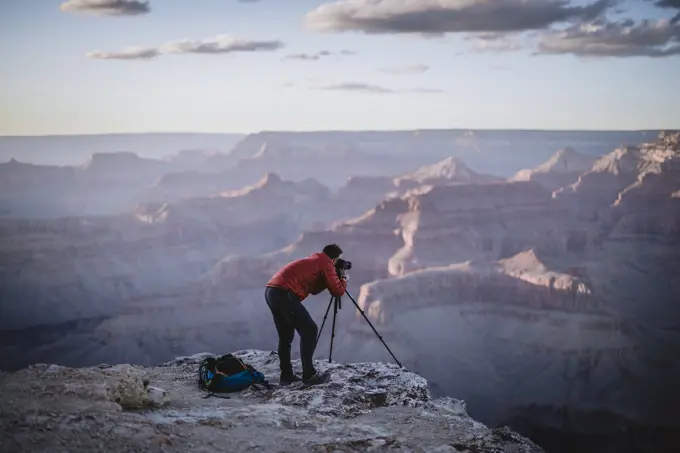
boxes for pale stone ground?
[0,350,544,453]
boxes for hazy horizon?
[0,126,676,138]
[2,0,680,135]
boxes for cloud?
[536,18,680,57]
[284,49,357,60]
[319,82,395,93]
[159,35,284,54]
[86,47,159,60]
[314,81,443,94]
[87,34,284,60]
[378,64,430,75]
[305,0,614,35]
[654,0,680,9]
[60,0,150,16]
[465,33,523,52]
[652,0,680,24]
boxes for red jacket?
[266,252,347,302]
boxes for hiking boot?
[280,373,301,386]
[302,371,329,386]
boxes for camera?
[335,258,352,272]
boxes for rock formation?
[0,151,245,218]
[331,157,502,230]
[226,130,652,180]
[80,152,166,184]
[0,349,544,452]
[386,181,579,276]
[554,133,680,213]
[394,156,502,191]
[0,153,169,217]
[0,130,654,218]
[510,148,597,191]
[0,133,244,166]
[0,173,334,336]
[2,131,677,453]
[358,249,599,326]
[148,170,249,201]
[322,133,680,450]
[206,194,411,291]
[332,176,398,220]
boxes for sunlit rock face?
[386,181,586,276]
[359,249,598,326]
[510,148,598,191]
[394,156,502,192]
[554,132,680,216]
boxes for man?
[265,243,348,386]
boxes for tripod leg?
[328,297,339,363]
[316,296,334,345]
[345,290,403,368]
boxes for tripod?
[315,288,403,368]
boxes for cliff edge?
[0,350,543,452]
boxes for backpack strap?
[202,392,231,399]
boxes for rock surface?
[0,173,332,334]
[0,350,544,453]
[394,156,502,191]
[509,148,597,190]
[2,132,678,453]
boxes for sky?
[1,0,679,135]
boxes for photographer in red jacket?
[265,243,347,386]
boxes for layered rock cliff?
[0,173,334,335]
[0,150,246,218]
[323,133,680,450]
[358,249,598,325]
[0,153,170,218]
[2,132,677,453]
[331,157,501,222]
[554,132,680,214]
[394,156,502,191]
[226,130,651,181]
[0,350,544,452]
[510,148,597,190]
[386,181,585,276]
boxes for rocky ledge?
[0,350,543,452]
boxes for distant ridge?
[2,129,667,139]
[0,133,246,166]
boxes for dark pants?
[265,286,318,379]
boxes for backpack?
[197,354,269,399]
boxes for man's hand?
[338,269,349,282]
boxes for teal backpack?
[198,354,270,399]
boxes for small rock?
[146,386,169,407]
[427,446,460,453]
[45,364,65,374]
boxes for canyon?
[1,130,678,452]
